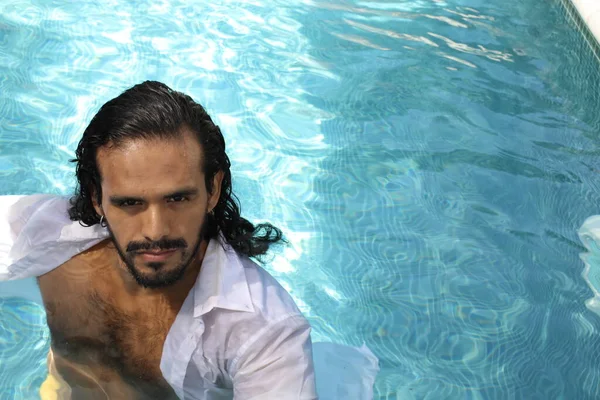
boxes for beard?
[106,217,209,289]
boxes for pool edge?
[561,0,600,62]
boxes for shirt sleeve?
[0,194,108,281]
[231,314,318,400]
[0,194,52,280]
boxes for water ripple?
[0,297,49,400]
[2,0,600,398]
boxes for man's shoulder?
[38,239,113,292]
[201,254,310,364]
[237,255,305,322]
[52,239,112,271]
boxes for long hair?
[68,80,284,258]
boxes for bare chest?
[45,290,174,380]
[38,267,183,398]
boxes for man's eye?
[168,195,188,203]
[119,200,141,207]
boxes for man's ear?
[91,187,103,218]
[208,171,224,212]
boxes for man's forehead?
[96,133,205,189]
[99,130,201,158]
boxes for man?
[1,81,317,399]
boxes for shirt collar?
[192,233,255,317]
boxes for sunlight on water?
[2,0,600,398]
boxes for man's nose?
[142,206,170,242]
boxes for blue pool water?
[2,0,600,398]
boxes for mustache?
[126,238,187,253]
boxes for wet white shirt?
[0,194,317,399]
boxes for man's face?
[94,128,222,288]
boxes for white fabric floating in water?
[578,215,600,317]
[0,194,108,281]
[0,194,379,399]
[313,342,379,400]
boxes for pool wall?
[564,0,600,60]
[571,0,600,42]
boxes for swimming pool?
[2,0,600,398]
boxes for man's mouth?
[137,249,178,262]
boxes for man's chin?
[128,263,187,289]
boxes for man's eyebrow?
[108,188,199,204]
[163,188,199,198]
